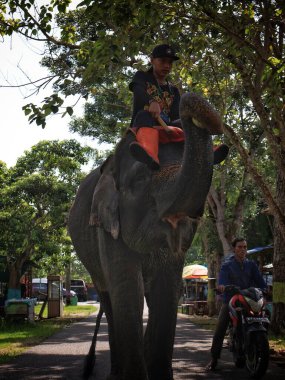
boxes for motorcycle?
[224,285,270,379]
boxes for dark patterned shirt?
[129,70,180,126]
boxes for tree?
[69,86,131,144]
[190,0,285,333]
[1,0,284,330]
[0,139,91,295]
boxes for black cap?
[151,44,179,60]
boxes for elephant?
[68,92,224,380]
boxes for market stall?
[181,264,208,315]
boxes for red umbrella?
[182,264,208,279]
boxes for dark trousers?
[210,304,230,359]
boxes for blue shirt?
[218,256,267,303]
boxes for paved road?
[0,305,284,380]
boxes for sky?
[0,31,107,169]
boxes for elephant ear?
[89,169,120,240]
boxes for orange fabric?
[136,127,159,163]
[131,126,185,144]
[157,126,185,144]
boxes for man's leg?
[207,304,230,370]
[130,127,160,170]
[130,111,160,170]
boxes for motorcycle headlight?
[244,296,264,313]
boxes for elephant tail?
[82,305,104,379]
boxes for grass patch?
[33,303,96,319]
[186,315,217,331]
[268,334,285,354]
[0,304,97,364]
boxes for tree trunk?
[207,167,247,265]
[65,261,71,305]
[8,264,21,289]
[202,234,216,316]
[7,261,22,299]
[201,232,223,316]
[271,170,285,333]
[207,278,216,317]
[7,250,31,299]
[207,186,232,254]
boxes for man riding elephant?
[129,44,229,170]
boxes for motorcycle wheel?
[232,339,245,367]
[234,356,245,368]
[245,331,269,379]
[232,324,245,368]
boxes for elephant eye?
[128,168,150,193]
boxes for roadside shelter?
[181,264,208,315]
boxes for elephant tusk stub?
[162,213,189,229]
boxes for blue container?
[7,288,21,300]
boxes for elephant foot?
[149,371,173,380]
[106,374,121,380]
[147,363,173,380]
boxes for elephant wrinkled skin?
[68,92,223,380]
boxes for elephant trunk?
[155,92,222,220]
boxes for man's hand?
[145,102,172,132]
[148,101,161,119]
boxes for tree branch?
[0,75,56,89]
[224,122,285,242]
[201,4,278,70]
[5,3,79,50]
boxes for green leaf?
[44,107,52,116]
[23,108,32,116]
[36,117,44,126]
[51,105,59,113]
[66,107,73,116]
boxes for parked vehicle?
[63,288,77,298]
[32,278,48,301]
[86,283,99,302]
[224,285,270,379]
[32,278,76,302]
[70,279,88,301]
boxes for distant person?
[202,285,208,300]
[206,237,267,371]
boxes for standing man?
[207,237,267,371]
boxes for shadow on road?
[0,311,284,380]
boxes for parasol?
[182,264,208,279]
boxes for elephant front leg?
[144,271,182,380]
[111,287,147,380]
[98,291,121,379]
[101,237,148,380]
[112,273,148,380]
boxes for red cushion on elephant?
[157,126,185,144]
